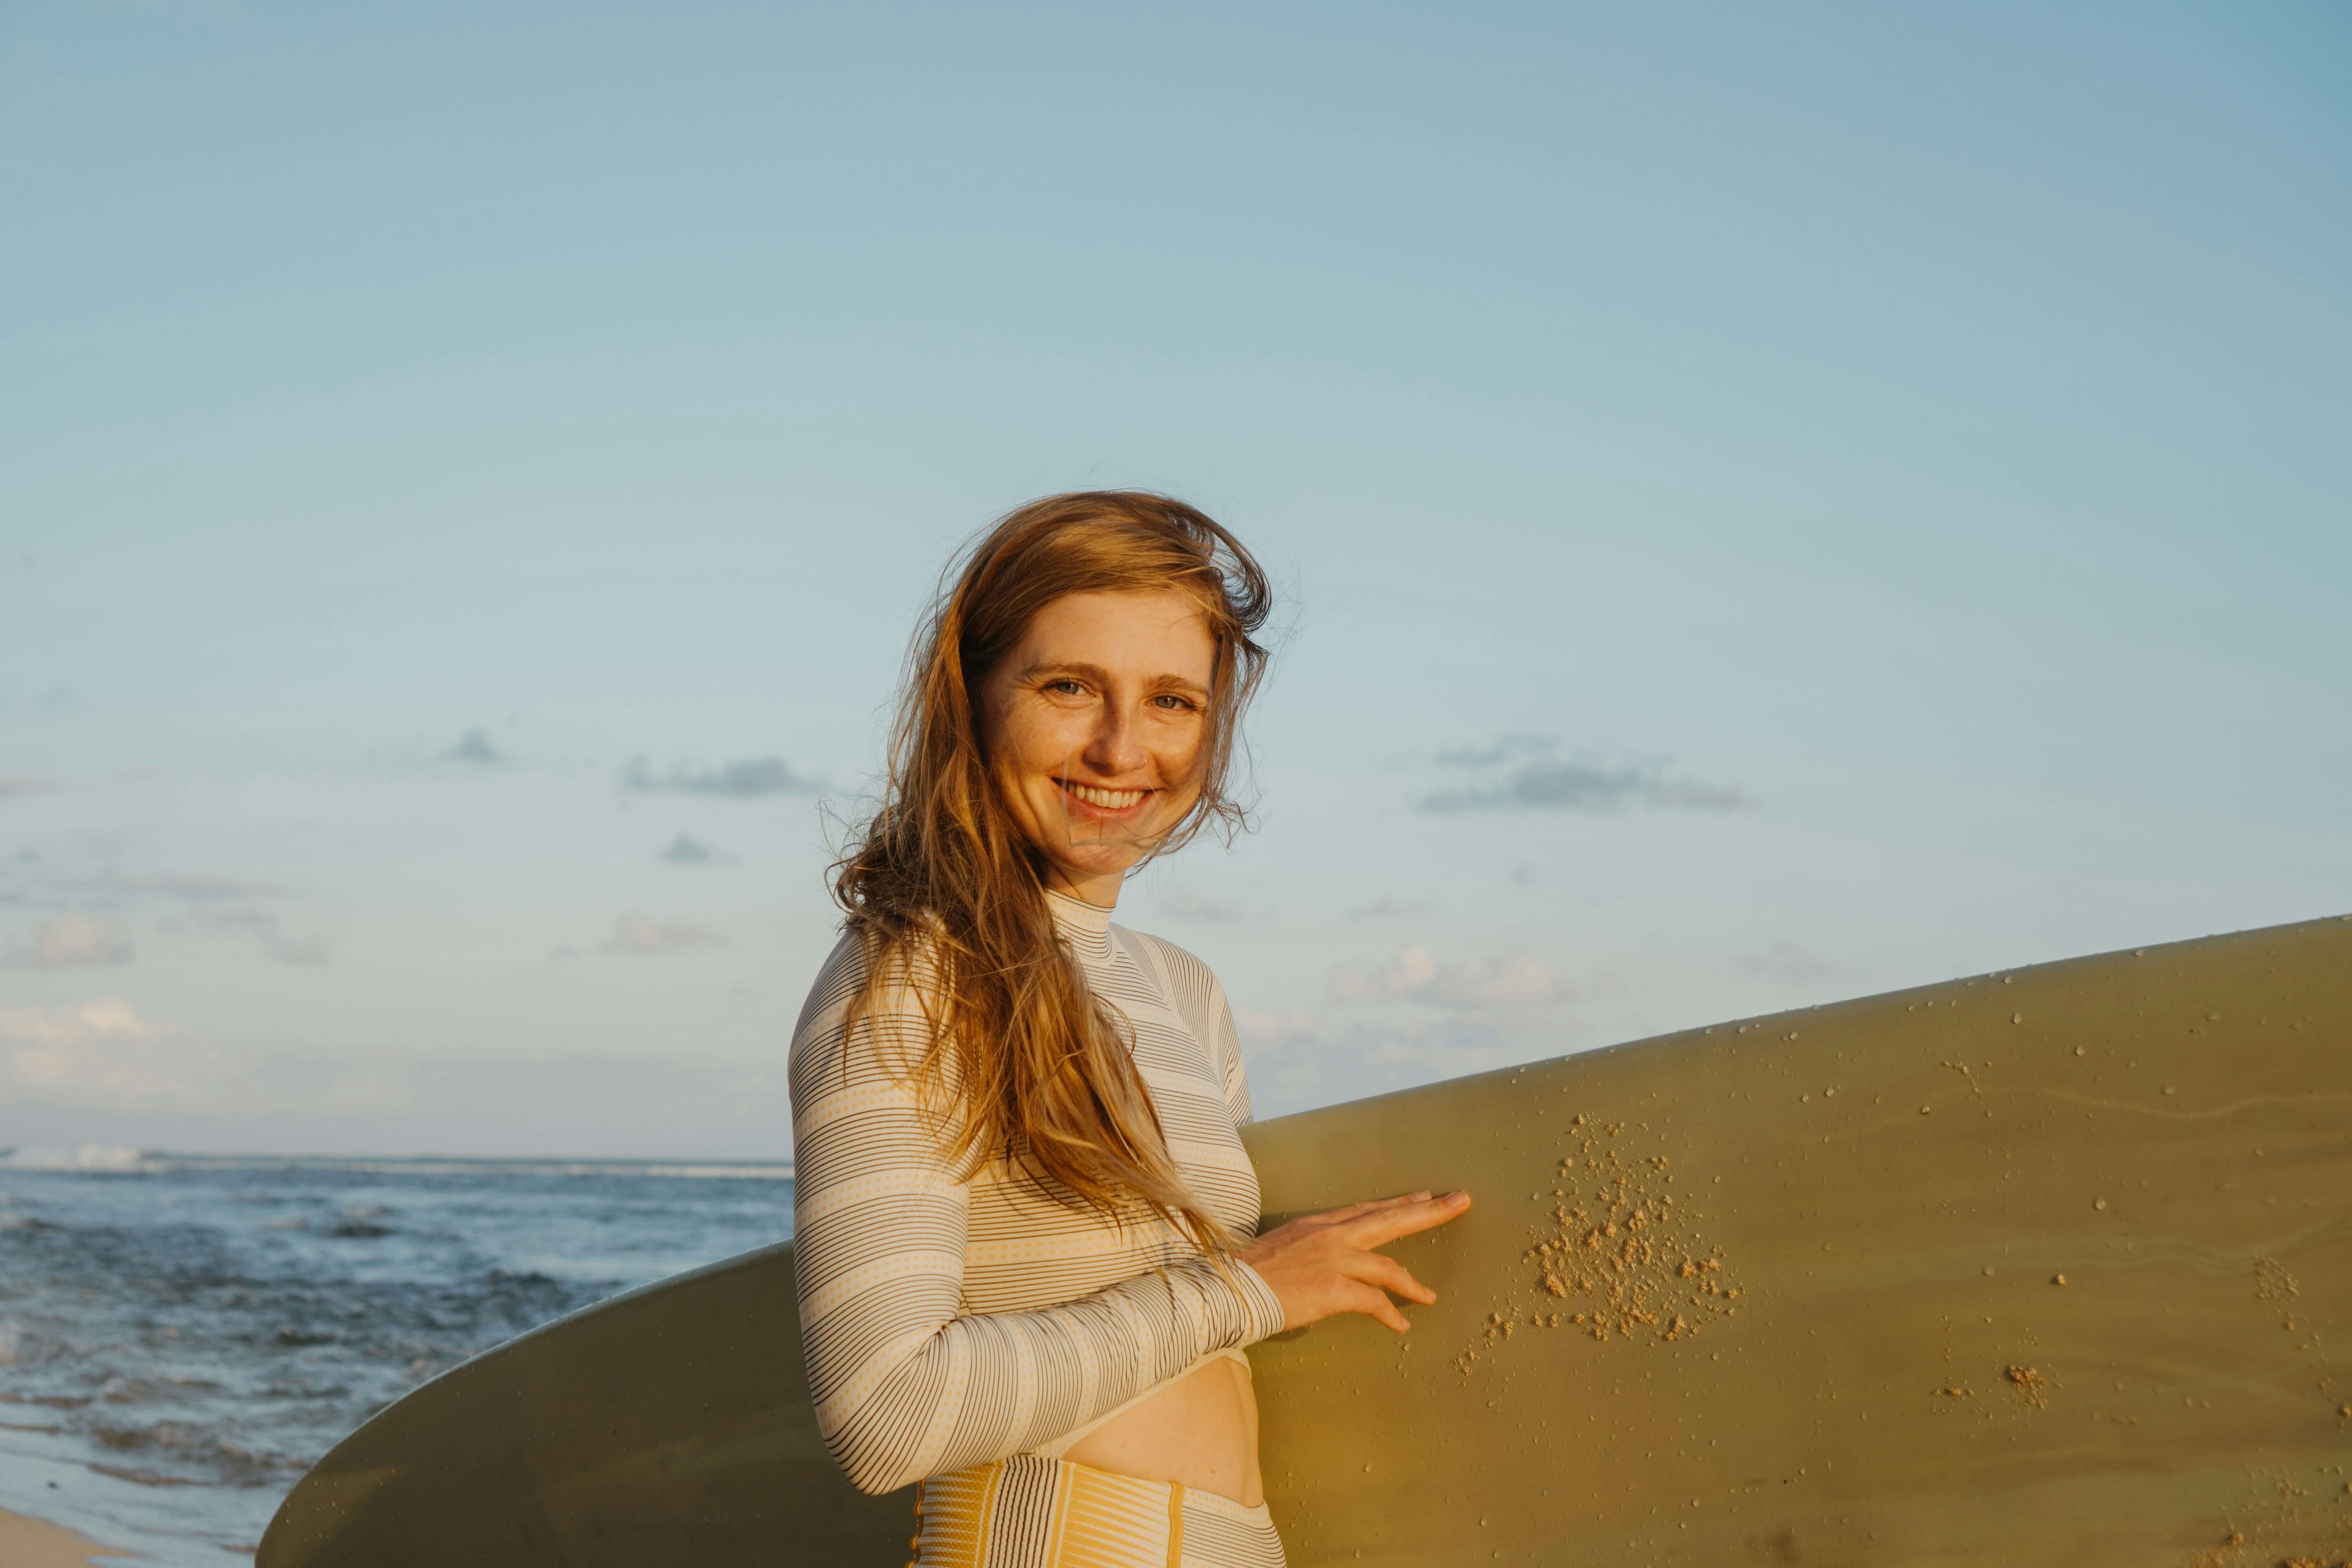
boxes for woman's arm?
[788,936,1286,1496]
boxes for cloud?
[1237,1013,1527,1117]
[442,729,504,766]
[1329,944,1574,1009]
[1419,735,1753,815]
[619,756,819,798]
[659,834,718,864]
[1739,940,1835,982]
[0,776,55,799]
[197,908,333,967]
[5,915,135,969]
[1159,891,1243,923]
[0,998,159,1051]
[1345,896,1431,920]
[9,871,285,908]
[595,913,728,956]
[0,1002,384,1118]
[137,873,286,901]
[0,999,208,1107]
[1233,1007,1318,1042]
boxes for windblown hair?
[831,491,1273,1253]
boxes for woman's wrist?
[1225,1252,1289,1339]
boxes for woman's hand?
[1235,1190,1471,1333]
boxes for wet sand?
[0,1507,126,1567]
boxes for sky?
[3,0,2347,1159]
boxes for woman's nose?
[1081,705,1148,775]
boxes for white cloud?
[1,867,285,907]
[1159,891,1243,923]
[5,914,135,969]
[1346,896,1432,920]
[618,756,819,798]
[1421,735,1753,815]
[0,1003,416,1119]
[197,908,332,967]
[1329,944,1573,1009]
[1241,1015,1527,1117]
[0,998,159,1051]
[1233,1007,1317,1043]
[0,999,207,1107]
[597,913,728,955]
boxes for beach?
[0,1506,123,1567]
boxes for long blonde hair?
[831,492,1272,1252]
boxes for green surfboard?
[259,915,2352,1567]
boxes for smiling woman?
[789,493,1470,1567]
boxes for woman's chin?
[1035,802,1162,852]
[1063,850,1145,880]
[1042,840,1156,891]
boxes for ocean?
[0,1145,794,1564]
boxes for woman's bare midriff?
[1060,1354,1262,1506]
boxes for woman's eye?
[1045,680,1085,697]
[1152,694,1197,712]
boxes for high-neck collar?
[1044,886,1115,955]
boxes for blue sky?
[4,1,2347,1158]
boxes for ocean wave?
[0,1147,791,1557]
[98,1372,228,1403]
[89,1461,207,1488]
[92,1420,303,1486]
[49,1153,799,1180]
[89,1420,299,1486]
[270,1324,345,1347]
[2,1143,144,1172]
[0,1318,71,1367]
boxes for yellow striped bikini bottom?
[913,1455,1286,1568]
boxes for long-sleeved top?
[788,888,1287,1496]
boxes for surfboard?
[258,914,2352,1567]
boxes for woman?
[789,491,1470,1567]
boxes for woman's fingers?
[1294,1199,1388,1229]
[1325,1245,1434,1305]
[1341,1278,1412,1333]
[1309,1192,1430,1228]
[1353,1251,1436,1305]
[1345,1189,1472,1248]
[1243,1189,1470,1333]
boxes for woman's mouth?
[1057,779,1151,813]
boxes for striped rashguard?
[788,889,1289,1568]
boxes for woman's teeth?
[1063,781,1146,810]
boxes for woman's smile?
[1056,777,1155,816]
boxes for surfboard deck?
[259,915,2352,1567]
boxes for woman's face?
[980,587,1218,905]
